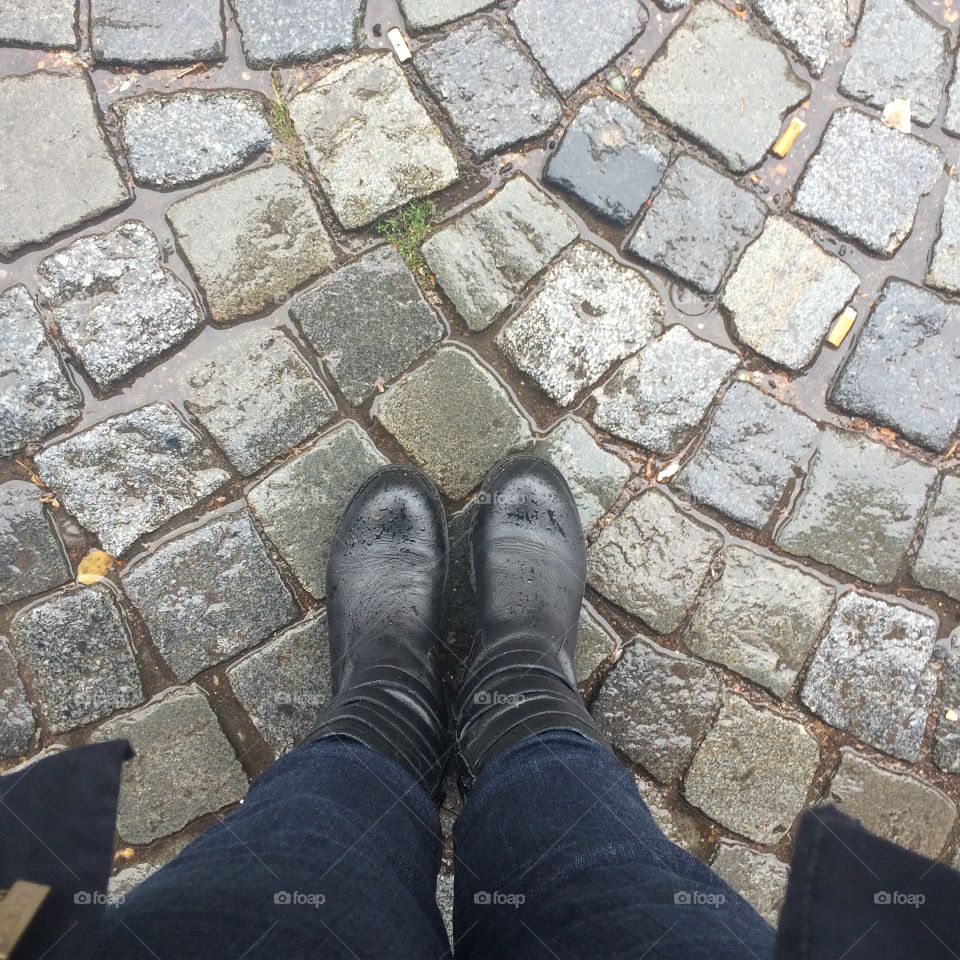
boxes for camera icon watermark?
[473,690,527,707]
[74,890,124,906]
[274,891,326,908]
[674,890,725,908]
[874,890,925,908]
[474,890,526,908]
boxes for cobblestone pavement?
[3,0,960,928]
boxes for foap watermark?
[473,690,527,708]
[674,891,726,908]
[874,891,926,908]
[474,891,526,908]
[74,891,125,907]
[274,891,326,908]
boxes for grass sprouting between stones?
[377,200,440,284]
[269,74,297,143]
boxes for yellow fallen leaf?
[77,550,116,586]
[946,708,959,722]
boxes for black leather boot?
[455,456,606,792]
[302,465,449,803]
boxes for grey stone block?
[711,842,789,926]
[927,176,960,295]
[747,0,855,76]
[934,639,960,773]
[0,639,36,759]
[913,476,960,604]
[0,0,77,47]
[399,0,490,29]
[575,603,620,683]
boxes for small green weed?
[377,200,440,280]
[268,74,297,142]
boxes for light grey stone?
[945,61,960,137]
[0,0,76,46]
[0,640,35,759]
[399,0,489,29]
[913,476,960,604]
[36,403,230,557]
[575,603,620,683]
[934,639,960,772]
[436,872,454,945]
[422,175,576,332]
[634,777,710,857]
[711,842,789,926]
[109,835,193,898]
[747,0,855,76]
[290,54,458,230]
[927,177,960,295]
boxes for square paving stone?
[575,603,620,683]
[422,175,576,332]
[635,1,809,174]
[36,403,230,557]
[592,635,721,781]
[945,62,960,137]
[912,475,960,603]
[497,242,664,406]
[292,246,445,405]
[626,155,766,294]
[934,638,960,772]
[684,694,820,844]
[414,18,562,160]
[839,0,950,127]
[0,481,71,607]
[227,611,331,757]
[0,285,80,458]
[0,639,36,759]
[684,545,835,697]
[10,585,143,734]
[167,163,336,324]
[711,842,788,926]
[180,327,336,475]
[830,281,960,452]
[234,0,361,68]
[122,513,299,682]
[674,381,819,530]
[775,428,936,585]
[37,221,204,389]
[801,592,938,762]
[92,684,247,844]
[926,176,960,295]
[747,0,855,77]
[825,748,956,859]
[509,0,646,97]
[592,325,739,456]
[792,108,943,255]
[289,54,458,230]
[544,96,670,226]
[0,73,129,258]
[586,488,723,633]
[399,0,489,29]
[90,0,224,64]
[721,218,859,370]
[247,421,387,597]
[374,347,532,500]
[0,0,77,47]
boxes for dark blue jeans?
[96,731,774,959]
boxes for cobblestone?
[934,640,960,773]
[399,0,489,29]
[927,177,960,295]
[0,0,77,47]
[575,603,620,683]
[0,639,36,759]
[945,62,960,137]
[913,476,960,603]
[747,0,855,77]
[711,842,788,926]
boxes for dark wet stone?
[167,164,336,323]
[36,403,229,557]
[290,54,458,230]
[775,428,936,585]
[913,475,960,603]
[627,155,766,294]
[92,684,247,844]
[801,592,938,761]
[115,89,272,189]
[11,585,143,734]
[442,505,475,660]
[375,347,532,500]
[575,603,620,683]
[684,545,835,697]
[292,246,445,405]
[793,108,943,255]
[0,285,80,458]
[927,177,960,295]
[747,0,855,76]
[830,280,960,453]
[934,639,960,773]
[422,175,576,332]
[0,72,129,258]
[586,488,723,633]
[37,221,203,389]
[674,381,819,530]
[0,639,36,759]
[545,96,669,225]
[636,1,809,173]
[399,0,488,29]
[593,635,721,782]
[415,18,562,160]
[840,0,950,127]
[711,842,789,925]
[0,0,77,47]
[684,693,820,843]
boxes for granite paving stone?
[721,218,859,370]
[10,585,142,734]
[711,842,789,926]
[927,177,960,295]
[0,72,129,258]
[115,89,272,189]
[626,155,766,294]
[635,1,809,173]
[415,18,562,159]
[122,512,299,682]
[775,428,936,584]
[592,635,721,781]
[422,176,577,332]
[0,639,36,759]
[592,326,739,456]
[945,61,960,137]
[292,246,445,404]
[289,54,458,230]
[497,242,664,406]
[37,222,204,389]
[586,488,723,633]
[792,108,943,255]
[0,0,77,47]
[684,545,835,697]
[92,684,247,844]
[747,0,855,77]
[913,476,960,603]
[684,694,820,844]
[180,327,336,475]
[544,96,670,226]
[247,421,387,597]
[934,639,960,772]
[36,403,230,557]
[374,347,532,499]
[801,592,938,761]
[0,285,81,458]
[399,0,490,29]
[634,776,710,857]
[575,603,620,683]
[0,481,71,607]
[674,381,820,529]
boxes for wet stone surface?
[0,639,36,758]
[399,0,489,30]
[747,0,855,77]
[0,0,77,47]
[575,603,620,683]
[926,176,960,295]
[711,841,788,926]
[912,475,960,603]
[945,62,960,137]
[934,640,960,773]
